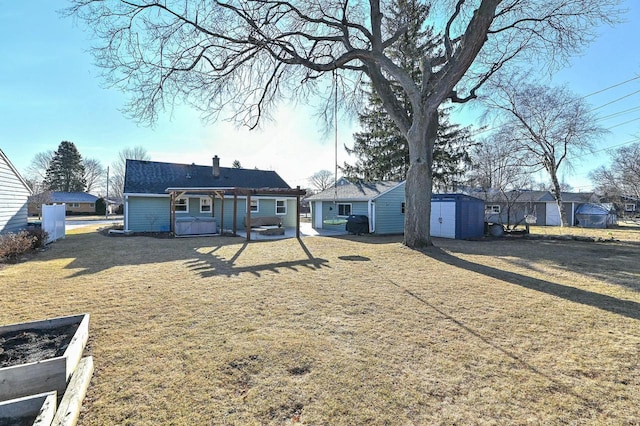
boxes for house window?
[90,203,95,208]
[625,203,636,212]
[69,203,80,208]
[250,199,259,213]
[401,202,406,214]
[276,199,287,215]
[175,197,188,212]
[200,198,212,213]
[337,203,352,217]
[485,205,501,214]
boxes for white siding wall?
[0,154,31,234]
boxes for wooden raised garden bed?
[0,391,57,426]
[0,314,90,403]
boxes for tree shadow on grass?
[422,246,640,321]
[59,233,328,278]
[185,238,330,277]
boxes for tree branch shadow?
[423,246,640,321]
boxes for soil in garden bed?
[0,323,78,368]
[0,415,38,426]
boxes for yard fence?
[42,204,66,243]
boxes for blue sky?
[1,1,639,192]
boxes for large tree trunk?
[550,171,568,227]
[403,110,437,248]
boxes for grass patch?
[1,230,639,424]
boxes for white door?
[314,201,323,229]
[546,202,561,226]
[430,202,456,239]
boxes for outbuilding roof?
[49,192,99,203]
[124,159,291,194]
[305,181,402,202]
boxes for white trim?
[123,193,169,198]
[249,199,259,213]
[337,203,352,217]
[175,196,189,213]
[0,149,33,195]
[124,195,130,232]
[275,199,287,215]
[314,201,323,229]
[200,197,212,213]
[368,200,375,233]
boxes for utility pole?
[105,166,109,219]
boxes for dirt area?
[0,324,77,368]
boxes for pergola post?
[246,192,252,241]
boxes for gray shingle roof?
[51,192,99,203]
[124,160,291,194]
[306,181,402,202]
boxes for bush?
[0,231,36,263]
[96,197,107,215]
[26,228,49,249]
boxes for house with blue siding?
[0,149,32,234]
[306,181,406,234]
[123,157,304,237]
[307,181,485,239]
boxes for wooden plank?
[0,357,67,402]
[0,314,86,335]
[0,391,57,425]
[52,356,93,426]
[64,314,90,382]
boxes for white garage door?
[430,202,456,239]
[545,203,561,226]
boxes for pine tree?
[44,141,87,192]
[341,0,475,190]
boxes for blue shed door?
[430,201,456,239]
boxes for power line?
[605,116,640,131]
[591,88,640,112]
[581,75,640,99]
[468,74,640,138]
[597,105,640,121]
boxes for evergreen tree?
[44,141,87,192]
[341,0,475,190]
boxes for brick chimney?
[212,155,220,177]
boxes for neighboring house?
[306,181,485,239]
[618,195,639,217]
[123,156,303,235]
[28,192,99,216]
[0,149,32,234]
[474,190,598,227]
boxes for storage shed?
[430,194,485,239]
[575,203,617,228]
[307,181,485,239]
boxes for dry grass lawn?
[1,224,640,425]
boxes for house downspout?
[368,200,375,233]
